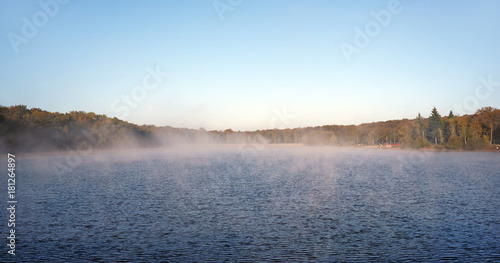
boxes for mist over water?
[2,146,500,262]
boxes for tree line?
[1,105,499,153]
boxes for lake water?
[2,146,500,262]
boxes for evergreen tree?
[427,107,443,144]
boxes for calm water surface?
[2,147,499,262]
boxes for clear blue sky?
[1,0,499,131]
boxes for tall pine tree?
[427,107,443,144]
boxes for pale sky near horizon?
[1,0,499,131]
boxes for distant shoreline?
[2,105,499,153]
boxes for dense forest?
[1,105,499,153]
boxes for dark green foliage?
[427,107,443,144]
